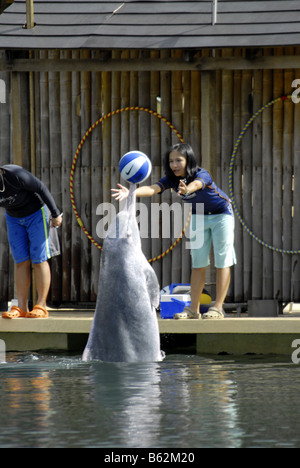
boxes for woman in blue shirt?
[112,143,236,319]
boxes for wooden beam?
[1,55,300,73]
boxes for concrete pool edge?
[1,311,300,355]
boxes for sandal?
[202,306,225,320]
[2,306,27,319]
[174,306,200,320]
[26,305,49,319]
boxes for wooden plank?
[120,49,130,155]
[79,49,92,302]
[60,49,73,303]
[191,70,201,167]
[241,70,253,301]
[2,55,300,73]
[149,49,162,285]
[291,46,300,301]
[48,50,62,303]
[110,49,121,231]
[90,50,103,301]
[39,50,50,184]
[220,50,234,300]
[159,49,172,289]
[262,50,274,299]
[272,55,284,301]
[11,72,30,169]
[252,69,263,299]
[232,67,243,302]
[282,62,294,301]
[138,51,152,261]
[70,49,82,303]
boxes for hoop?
[229,94,300,255]
[70,106,188,262]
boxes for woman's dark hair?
[164,143,199,184]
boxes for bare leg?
[15,260,31,312]
[33,261,51,309]
[190,267,206,314]
[214,267,231,312]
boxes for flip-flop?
[174,306,200,320]
[202,306,225,320]
[26,305,49,319]
[2,306,27,319]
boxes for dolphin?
[82,184,162,362]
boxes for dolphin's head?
[106,184,140,245]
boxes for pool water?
[0,352,299,448]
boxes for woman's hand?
[178,179,189,196]
[111,184,130,201]
[178,179,203,197]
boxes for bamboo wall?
[0,48,300,305]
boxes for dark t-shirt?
[156,168,233,215]
[0,165,60,218]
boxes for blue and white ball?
[119,151,152,184]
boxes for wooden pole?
[60,49,73,302]
[71,50,81,302]
[26,0,35,29]
[79,49,91,302]
[272,50,284,301]
[90,50,102,301]
[262,49,273,299]
[282,64,293,301]
[252,69,263,299]
[212,0,218,25]
[241,70,253,300]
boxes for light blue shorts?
[190,213,237,269]
[6,205,52,264]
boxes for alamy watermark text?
[292,79,300,104]
[96,201,204,249]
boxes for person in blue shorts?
[0,165,63,319]
[112,143,236,320]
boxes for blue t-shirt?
[156,168,233,216]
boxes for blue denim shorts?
[190,213,237,269]
[6,205,52,264]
